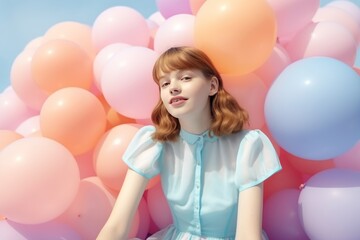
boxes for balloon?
[59,176,140,239]
[263,189,309,240]
[15,115,40,137]
[254,44,291,88]
[299,168,360,240]
[0,130,23,150]
[31,39,93,94]
[222,73,268,129]
[93,124,142,191]
[146,183,172,229]
[92,6,150,51]
[285,21,357,66]
[334,140,360,171]
[0,87,38,131]
[0,220,81,240]
[148,11,166,26]
[44,21,97,59]
[101,46,159,119]
[10,48,48,111]
[264,155,303,200]
[189,0,206,15]
[267,0,320,40]
[40,87,107,155]
[194,0,277,75]
[265,57,360,160]
[313,6,360,42]
[153,14,195,54]
[137,197,151,239]
[74,150,96,179]
[0,137,80,224]
[93,43,129,91]
[282,150,335,176]
[156,0,192,18]
[327,1,360,26]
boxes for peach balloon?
[194,0,277,75]
[44,21,98,59]
[0,137,80,224]
[10,48,48,111]
[93,124,142,191]
[0,130,23,150]
[222,74,268,129]
[40,87,107,156]
[189,0,206,15]
[59,176,140,239]
[31,39,93,94]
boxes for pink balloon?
[0,220,81,240]
[153,14,195,53]
[93,124,142,191]
[137,197,151,239]
[59,176,140,239]
[0,87,38,131]
[15,115,40,136]
[10,48,48,111]
[313,6,360,42]
[146,183,172,229]
[327,1,360,26]
[156,0,192,19]
[222,73,268,129]
[285,21,357,66]
[263,189,309,240]
[92,6,150,51]
[254,43,291,87]
[148,11,166,26]
[267,0,320,39]
[101,46,159,119]
[0,137,80,224]
[74,150,96,179]
[93,43,130,91]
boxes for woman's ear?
[209,76,219,96]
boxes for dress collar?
[180,129,218,144]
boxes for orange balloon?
[194,0,277,75]
[44,21,98,59]
[32,39,93,94]
[0,130,23,150]
[40,87,107,155]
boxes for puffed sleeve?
[235,130,282,191]
[123,125,163,179]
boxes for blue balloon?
[265,57,360,160]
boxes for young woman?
[97,46,281,240]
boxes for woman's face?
[158,69,218,120]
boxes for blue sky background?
[0,0,359,92]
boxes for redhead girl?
[97,46,281,240]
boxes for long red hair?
[151,46,249,141]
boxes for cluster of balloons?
[0,0,360,239]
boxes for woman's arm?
[235,183,264,240]
[97,169,149,240]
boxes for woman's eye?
[181,76,191,81]
[161,82,169,88]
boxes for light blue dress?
[123,125,282,240]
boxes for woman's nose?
[169,83,181,95]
